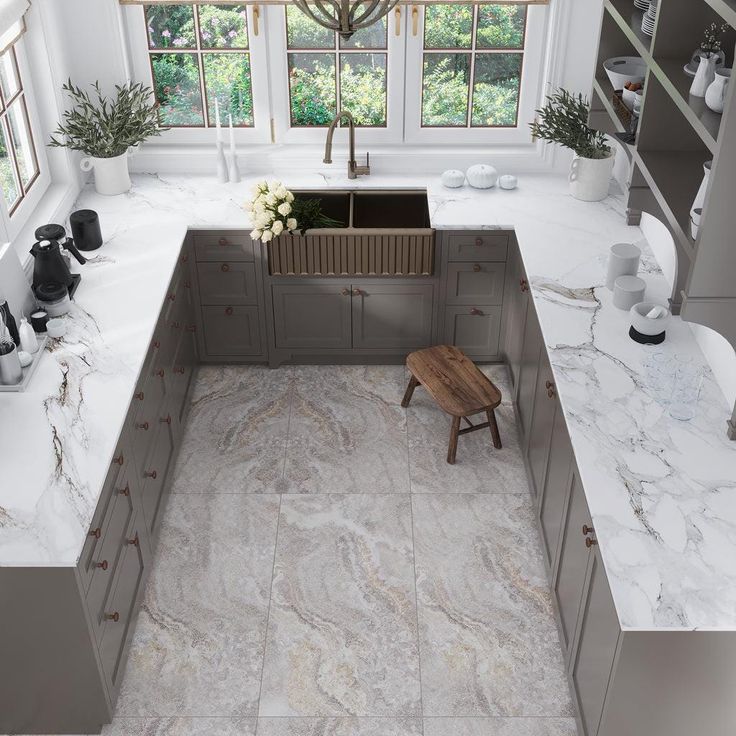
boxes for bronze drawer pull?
[96,560,108,570]
[548,387,556,398]
[127,534,140,547]
[472,264,482,272]
[89,527,101,539]
[225,307,234,316]
[546,381,556,398]
[520,279,528,292]
[157,369,165,378]
[475,238,484,246]
[167,292,176,302]
[104,612,120,622]
[470,308,483,316]
[582,524,594,536]
[153,340,161,349]
[134,391,144,401]
[174,366,185,375]
[161,415,172,425]
[113,454,124,466]
[218,237,229,246]
[144,470,158,480]
[181,254,188,263]
[341,288,350,296]
[136,421,149,431]
[353,288,363,296]
[585,537,598,548]
[221,263,230,272]
[119,485,130,497]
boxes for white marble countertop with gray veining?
[1,171,735,631]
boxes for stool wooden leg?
[401,375,420,408]
[487,409,502,449]
[447,415,461,464]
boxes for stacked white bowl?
[641,0,658,36]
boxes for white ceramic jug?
[569,152,615,202]
[690,54,717,97]
[705,68,731,114]
[80,152,131,196]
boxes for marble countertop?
[1,172,735,631]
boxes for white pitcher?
[80,152,131,196]
[705,68,731,114]
[690,54,717,97]
[569,152,615,202]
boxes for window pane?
[288,53,336,125]
[286,5,334,49]
[0,50,20,104]
[145,5,196,49]
[471,53,522,126]
[7,99,37,188]
[150,53,204,126]
[203,53,253,126]
[340,53,386,126]
[424,4,473,49]
[198,4,249,49]
[476,5,527,49]
[422,53,469,126]
[0,120,19,209]
[340,12,387,49]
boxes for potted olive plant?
[530,89,614,202]
[50,80,167,195]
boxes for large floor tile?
[423,718,578,736]
[115,495,280,717]
[257,718,422,736]
[282,366,410,493]
[407,366,527,493]
[102,718,256,736]
[171,366,292,493]
[412,495,573,717]
[259,495,421,716]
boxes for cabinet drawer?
[447,233,508,262]
[201,305,263,356]
[193,232,253,262]
[79,439,132,591]
[444,305,502,357]
[140,420,176,536]
[86,469,136,643]
[445,262,506,305]
[197,261,258,305]
[99,512,147,696]
[170,329,198,434]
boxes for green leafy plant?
[49,80,168,158]
[291,197,344,235]
[529,89,611,160]
[701,22,729,53]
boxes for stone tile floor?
[106,365,577,736]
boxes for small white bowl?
[46,318,66,339]
[604,56,646,90]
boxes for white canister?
[705,68,731,114]
[569,153,615,202]
[0,342,22,384]
[606,243,641,290]
[613,275,646,310]
[80,152,131,196]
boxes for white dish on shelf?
[603,56,647,90]
[634,0,649,9]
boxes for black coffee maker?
[31,224,86,298]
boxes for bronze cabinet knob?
[104,612,120,622]
[221,263,230,272]
[127,534,139,547]
[472,264,482,272]
[582,524,594,536]
[118,485,131,497]
[167,292,176,302]
[153,340,161,349]
[136,421,149,431]
[96,560,108,570]
[585,537,598,548]
[160,415,172,425]
[470,307,482,316]
[218,237,229,246]
[225,307,234,316]
[475,238,483,247]
[519,279,528,292]
[174,366,185,375]
[353,288,363,296]
[134,391,144,401]
[341,288,350,296]
[113,454,124,466]
[144,470,158,480]
[89,527,101,539]
[180,254,188,263]
[157,369,165,378]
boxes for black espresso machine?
[30,224,87,300]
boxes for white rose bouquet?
[246,180,298,243]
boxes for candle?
[214,98,222,143]
[229,112,235,155]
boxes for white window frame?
[123,4,272,144]
[0,37,50,242]
[395,3,547,146]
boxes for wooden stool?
[401,345,502,464]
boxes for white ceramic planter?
[80,152,131,196]
[569,152,615,202]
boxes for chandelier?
[293,0,400,39]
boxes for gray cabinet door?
[272,283,352,350]
[554,470,592,654]
[444,306,502,357]
[504,250,528,394]
[197,261,258,305]
[447,233,508,262]
[352,282,433,350]
[445,262,506,305]
[571,550,620,736]
[201,305,263,356]
[516,304,542,439]
[140,421,175,536]
[539,406,574,572]
[526,351,557,498]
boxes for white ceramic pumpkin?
[466,164,498,189]
[440,169,466,188]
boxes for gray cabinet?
[197,261,258,305]
[443,305,502,358]
[202,305,263,356]
[516,301,542,439]
[445,262,505,305]
[447,232,508,262]
[571,550,620,736]
[503,245,529,395]
[352,282,433,350]
[526,351,557,497]
[272,283,352,350]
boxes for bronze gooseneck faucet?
[323,109,371,180]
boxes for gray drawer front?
[197,261,258,305]
[201,305,263,356]
[193,232,254,262]
[444,305,502,356]
[445,262,506,305]
[140,422,175,535]
[448,233,508,262]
